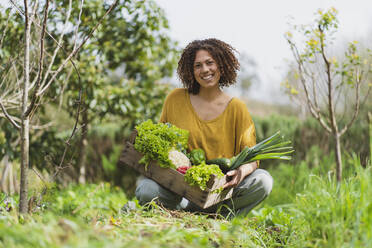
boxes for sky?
[1,0,371,103]
[155,0,372,103]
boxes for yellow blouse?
[159,88,257,161]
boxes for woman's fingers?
[226,170,237,176]
[223,170,238,188]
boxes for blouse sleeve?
[234,101,257,152]
[158,92,170,123]
[159,103,167,123]
[240,110,256,151]
[237,104,260,167]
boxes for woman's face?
[193,50,221,90]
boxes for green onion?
[229,131,294,170]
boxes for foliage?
[0,0,179,184]
[1,151,371,247]
[55,0,179,181]
[184,162,224,191]
[134,120,189,168]
[101,144,122,180]
[262,153,372,247]
[57,0,179,119]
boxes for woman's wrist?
[239,162,257,177]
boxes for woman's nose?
[201,64,209,72]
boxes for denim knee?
[135,178,160,205]
[254,169,273,197]
[236,169,273,198]
[135,177,182,209]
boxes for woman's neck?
[197,86,223,102]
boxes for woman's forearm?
[239,161,258,178]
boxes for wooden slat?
[118,132,234,209]
[128,130,137,144]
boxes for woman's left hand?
[223,162,257,189]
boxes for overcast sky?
[155,0,372,103]
[1,0,371,103]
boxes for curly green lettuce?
[184,162,224,191]
[134,120,189,168]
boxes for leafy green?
[184,162,224,191]
[189,149,206,165]
[134,120,189,168]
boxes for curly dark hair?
[177,38,240,94]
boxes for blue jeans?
[135,169,273,217]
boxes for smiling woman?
[193,50,221,89]
[135,38,273,218]
[177,39,239,94]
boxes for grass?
[0,153,371,247]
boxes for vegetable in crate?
[207,131,294,173]
[134,120,190,168]
[169,149,191,169]
[176,166,191,174]
[189,148,206,165]
[184,162,224,191]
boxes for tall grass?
[295,154,371,247]
[256,152,372,247]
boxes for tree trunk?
[78,109,88,184]
[19,117,29,213]
[334,133,342,182]
[19,0,31,214]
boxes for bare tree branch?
[37,0,119,96]
[24,0,50,117]
[9,0,62,51]
[340,70,362,136]
[287,38,332,133]
[311,72,320,111]
[319,26,337,134]
[39,0,72,90]
[9,0,78,87]
[0,101,20,129]
[54,89,83,180]
[32,167,46,185]
[73,0,85,50]
[58,66,73,109]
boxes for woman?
[135,38,273,218]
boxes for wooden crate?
[118,132,234,209]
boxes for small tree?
[284,8,372,182]
[0,0,118,214]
